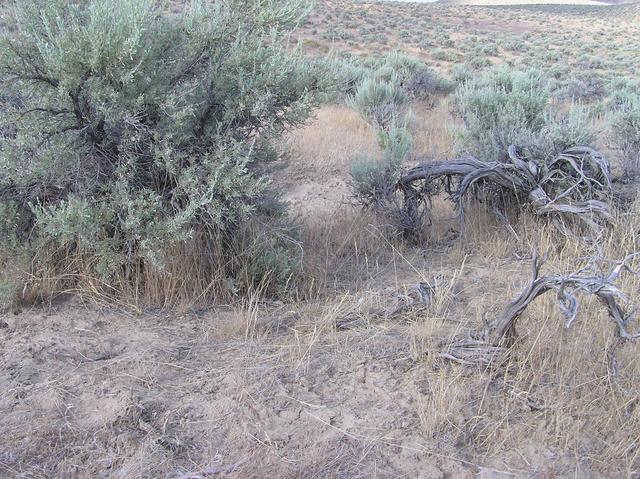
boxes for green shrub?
[551,74,607,103]
[542,107,596,154]
[349,124,412,223]
[433,49,457,62]
[503,39,526,52]
[455,67,594,162]
[609,78,640,110]
[610,94,640,178]
[350,77,408,129]
[348,52,454,235]
[455,68,547,161]
[350,52,452,122]
[451,63,473,85]
[465,55,491,70]
[0,0,331,304]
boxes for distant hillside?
[435,0,640,5]
[436,0,611,5]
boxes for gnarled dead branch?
[441,254,640,369]
[397,145,612,237]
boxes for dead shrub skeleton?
[396,144,613,238]
[369,143,640,374]
[440,253,640,376]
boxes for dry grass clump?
[411,99,458,159]
[11,224,298,313]
[286,105,381,181]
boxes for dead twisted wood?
[397,145,612,236]
[441,254,640,368]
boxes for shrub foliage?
[610,92,640,178]
[348,52,451,232]
[455,67,594,163]
[0,0,329,303]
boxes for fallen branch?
[441,253,640,369]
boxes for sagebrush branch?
[397,145,612,236]
[441,254,640,368]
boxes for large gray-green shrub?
[0,0,330,302]
[455,67,594,162]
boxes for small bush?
[465,55,492,70]
[404,68,455,104]
[455,67,595,162]
[349,124,418,233]
[503,39,526,52]
[610,94,640,178]
[451,63,473,85]
[350,77,408,129]
[455,68,548,161]
[351,52,452,120]
[348,52,452,236]
[433,49,458,62]
[551,74,607,103]
[542,107,596,154]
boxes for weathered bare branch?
[396,145,612,237]
[441,254,640,369]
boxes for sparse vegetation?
[610,91,640,178]
[2,0,640,478]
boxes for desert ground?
[2,0,640,478]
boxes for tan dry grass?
[286,105,381,182]
[287,106,640,473]
[411,99,458,159]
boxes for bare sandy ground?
[1,255,584,479]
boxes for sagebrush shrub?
[349,53,437,205]
[610,93,640,178]
[454,67,594,162]
[0,0,332,304]
[349,123,417,234]
[451,63,473,85]
[354,51,452,109]
[347,52,448,235]
[350,77,408,130]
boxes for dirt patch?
[1,298,481,478]
[2,250,634,477]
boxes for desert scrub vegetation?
[349,65,607,239]
[294,1,640,90]
[454,67,595,162]
[0,0,335,307]
[2,2,640,477]
[610,91,640,179]
[347,52,454,234]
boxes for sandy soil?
[1,254,576,478]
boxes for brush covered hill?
[436,0,637,6]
